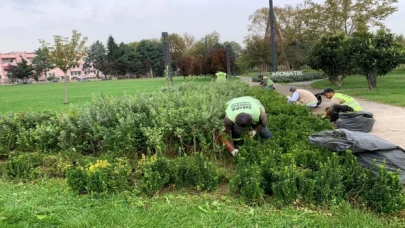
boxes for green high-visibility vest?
[333,93,362,111]
[225,96,263,124]
[216,72,227,82]
[262,77,274,86]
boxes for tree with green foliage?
[6,57,34,83]
[106,36,120,77]
[349,30,405,90]
[308,33,352,86]
[242,35,271,71]
[115,43,141,77]
[83,41,110,79]
[32,48,54,81]
[319,0,398,35]
[135,39,164,77]
[40,30,88,104]
[246,0,399,70]
[223,41,242,58]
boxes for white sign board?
[271,71,303,76]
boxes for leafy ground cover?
[1,80,405,226]
[311,72,405,107]
[0,76,212,114]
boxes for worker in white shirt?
[287,86,319,109]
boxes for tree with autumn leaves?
[243,0,401,71]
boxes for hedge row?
[0,82,245,156]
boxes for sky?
[0,0,404,53]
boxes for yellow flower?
[137,154,158,167]
[88,160,111,172]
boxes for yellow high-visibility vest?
[333,93,362,111]
[216,72,227,82]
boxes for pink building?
[0,52,100,84]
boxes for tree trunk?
[337,75,346,87]
[329,76,341,87]
[64,72,68,104]
[367,71,377,90]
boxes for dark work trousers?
[231,126,273,149]
[329,104,354,122]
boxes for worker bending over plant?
[321,88,362,122]
[287,86,319,109]
[217,96,272,156]
[258,75,275,90]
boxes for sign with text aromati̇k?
[271,71,303,76]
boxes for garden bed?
[0,81,404,214]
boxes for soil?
[239,77,405,149]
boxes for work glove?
[231,149,238,156]
[286,96,290,99]
[250,130,257,137]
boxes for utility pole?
[162,32,173,85]
[269,0,277,72]
[226,49,231,80]
[205,36,208,54]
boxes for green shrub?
[5,152,44,180]
[175,153,220,191]
[230,142,266,204]
[362,161,405,213]
[0,82,248,156]
[139,154,175,196]
[313,153,345,204]
[66,158,132,194]
[139,153,220,196]
[271,165,315,204]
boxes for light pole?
[269,0,277,72]
[226,48,231,80]
[162,32,173,85]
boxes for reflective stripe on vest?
[305,101,318,106]
[333,93,362,111]
[225,96,262,124]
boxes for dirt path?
[239,76,405,148]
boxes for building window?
[2,58,15,64]
[70,71,81,76]
[47,73,56,77]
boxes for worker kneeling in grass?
[217,96,272,156]
[258,75,275,90]
[287,86,319,109]
[321,88,362,122]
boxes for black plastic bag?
[309,129,405,183]
[336,111,375,133]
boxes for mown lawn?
[311,72,405,107]
[0,76,214,114]
[0,179,403,227]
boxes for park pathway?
[238,76,405,149]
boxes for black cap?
[321,88,334,94]
[234,113,252,133]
